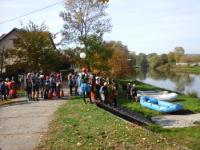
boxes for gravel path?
[152,113,200,128]
[0,98,65,150]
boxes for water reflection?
[136,69,200,97]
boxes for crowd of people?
[23,72,63,101]
[67,68,119,107]
[0,72,63,101]
[1,68,138,107]
[0,77,17,101]
[126,83,138,102]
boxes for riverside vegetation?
[117,78,200,150]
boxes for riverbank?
[36,98,183,150]
[117,78,200,118]
[33,78,200,149]
[172,66,200,74]
[117,78,200,149]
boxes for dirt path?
[152,113,200,128]
[0,98,65,150]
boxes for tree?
[60,0,111,46]
[168,52,176,64]
[148,54,159,69]
[7,21,61,73]
[108,41,132,77]
[159,54,168,65]
[136,53,148,69]
[0,48,8,73]
[174,47,185,63]
[83,35,112,74]
[128,51,137,67]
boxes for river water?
[135,69,200,97]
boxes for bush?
[187,91,198,98]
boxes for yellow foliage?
[109,48,132,77]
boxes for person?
[126,83,131,100]
[39,74,45,98]
[0,78,7,101]
[5,78,10,98]
[130,84,138,102]
[31,72,40,101]
[6,78,16,98]
[44,76,50,99]
[50,74,56,96]
[73,73,79,95]
[99,82,109,104]
[111,81,118,107]
[95,76,101,100]
[67,73,73,96]
[56,78,61,98]
[25,73,32,101]
[81,73,90,104]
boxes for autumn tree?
[108,41,132,77]
[7,21,62,73]
[60,0,111,48]
[82,35,112,74]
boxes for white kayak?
[137,90,177,101]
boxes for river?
[135,69,200,97]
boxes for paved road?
[0,98,65,150]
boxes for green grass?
[117,94,200,119]
[173,66,200,74]
[36,78,200,149]
[147,124,200,150]
[116,78,200,150]
[117,78,200,118]
[36,99,180,150]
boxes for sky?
[0,0,200,54]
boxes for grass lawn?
[117,78,200,118]
[36,98,182,150]
[116,78,200,150]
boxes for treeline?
[134,47,200,71]
[1,22,134,78]
[63,37,134,77]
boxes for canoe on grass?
[140,96,183,113]
[138,90,177,101]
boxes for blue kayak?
[140,96,183,113]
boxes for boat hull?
[138,91,177,101]
[140,96,183,113]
